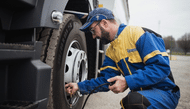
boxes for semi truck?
[0,0,129,109]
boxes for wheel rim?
[64,40,88,106]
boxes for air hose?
[81,81,115,109]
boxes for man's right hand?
[65,83,79,95]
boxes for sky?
[128,0,190,40]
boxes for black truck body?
[0,0,99,109]
[0,0,130,108]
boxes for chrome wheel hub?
[64,40,88,105]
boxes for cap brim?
[80,21,94,32]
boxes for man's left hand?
[107,76,128,94]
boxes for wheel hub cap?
[64,47,88,83]
[64,40,88,105]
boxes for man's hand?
[107,76,128,94]
[65,83,79,95]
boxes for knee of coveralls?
[120,91,151,109]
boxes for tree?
[177,33,190,55]
[163,36,176,50]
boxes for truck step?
[0,100,38,109]
[0,43,34,50]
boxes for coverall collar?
[114,23,127,39]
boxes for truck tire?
[37,14,88,109]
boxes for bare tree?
[163,36,176,50]
[177,33,190,55]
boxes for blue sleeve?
[78,56,120,95]
[125,32,170,89]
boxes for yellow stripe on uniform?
[143,50,168,63]
[120,100,125,109]
[100,66,118,71]
[123,59,132,75]
[116,63,125,76]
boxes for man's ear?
[100,19,109,29]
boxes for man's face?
[89,21,111,44]
[99,26,111,44]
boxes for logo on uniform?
[127,48,137,53]
[96,15,99,20]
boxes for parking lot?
[171,56,190,109]
[84,55,190,109]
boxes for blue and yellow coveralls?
[78,24,180,108]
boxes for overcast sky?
[128,0,190,40]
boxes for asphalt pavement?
[84,55,190,109]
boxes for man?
[65,8,180,109]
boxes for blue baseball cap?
[80,8,114,32]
